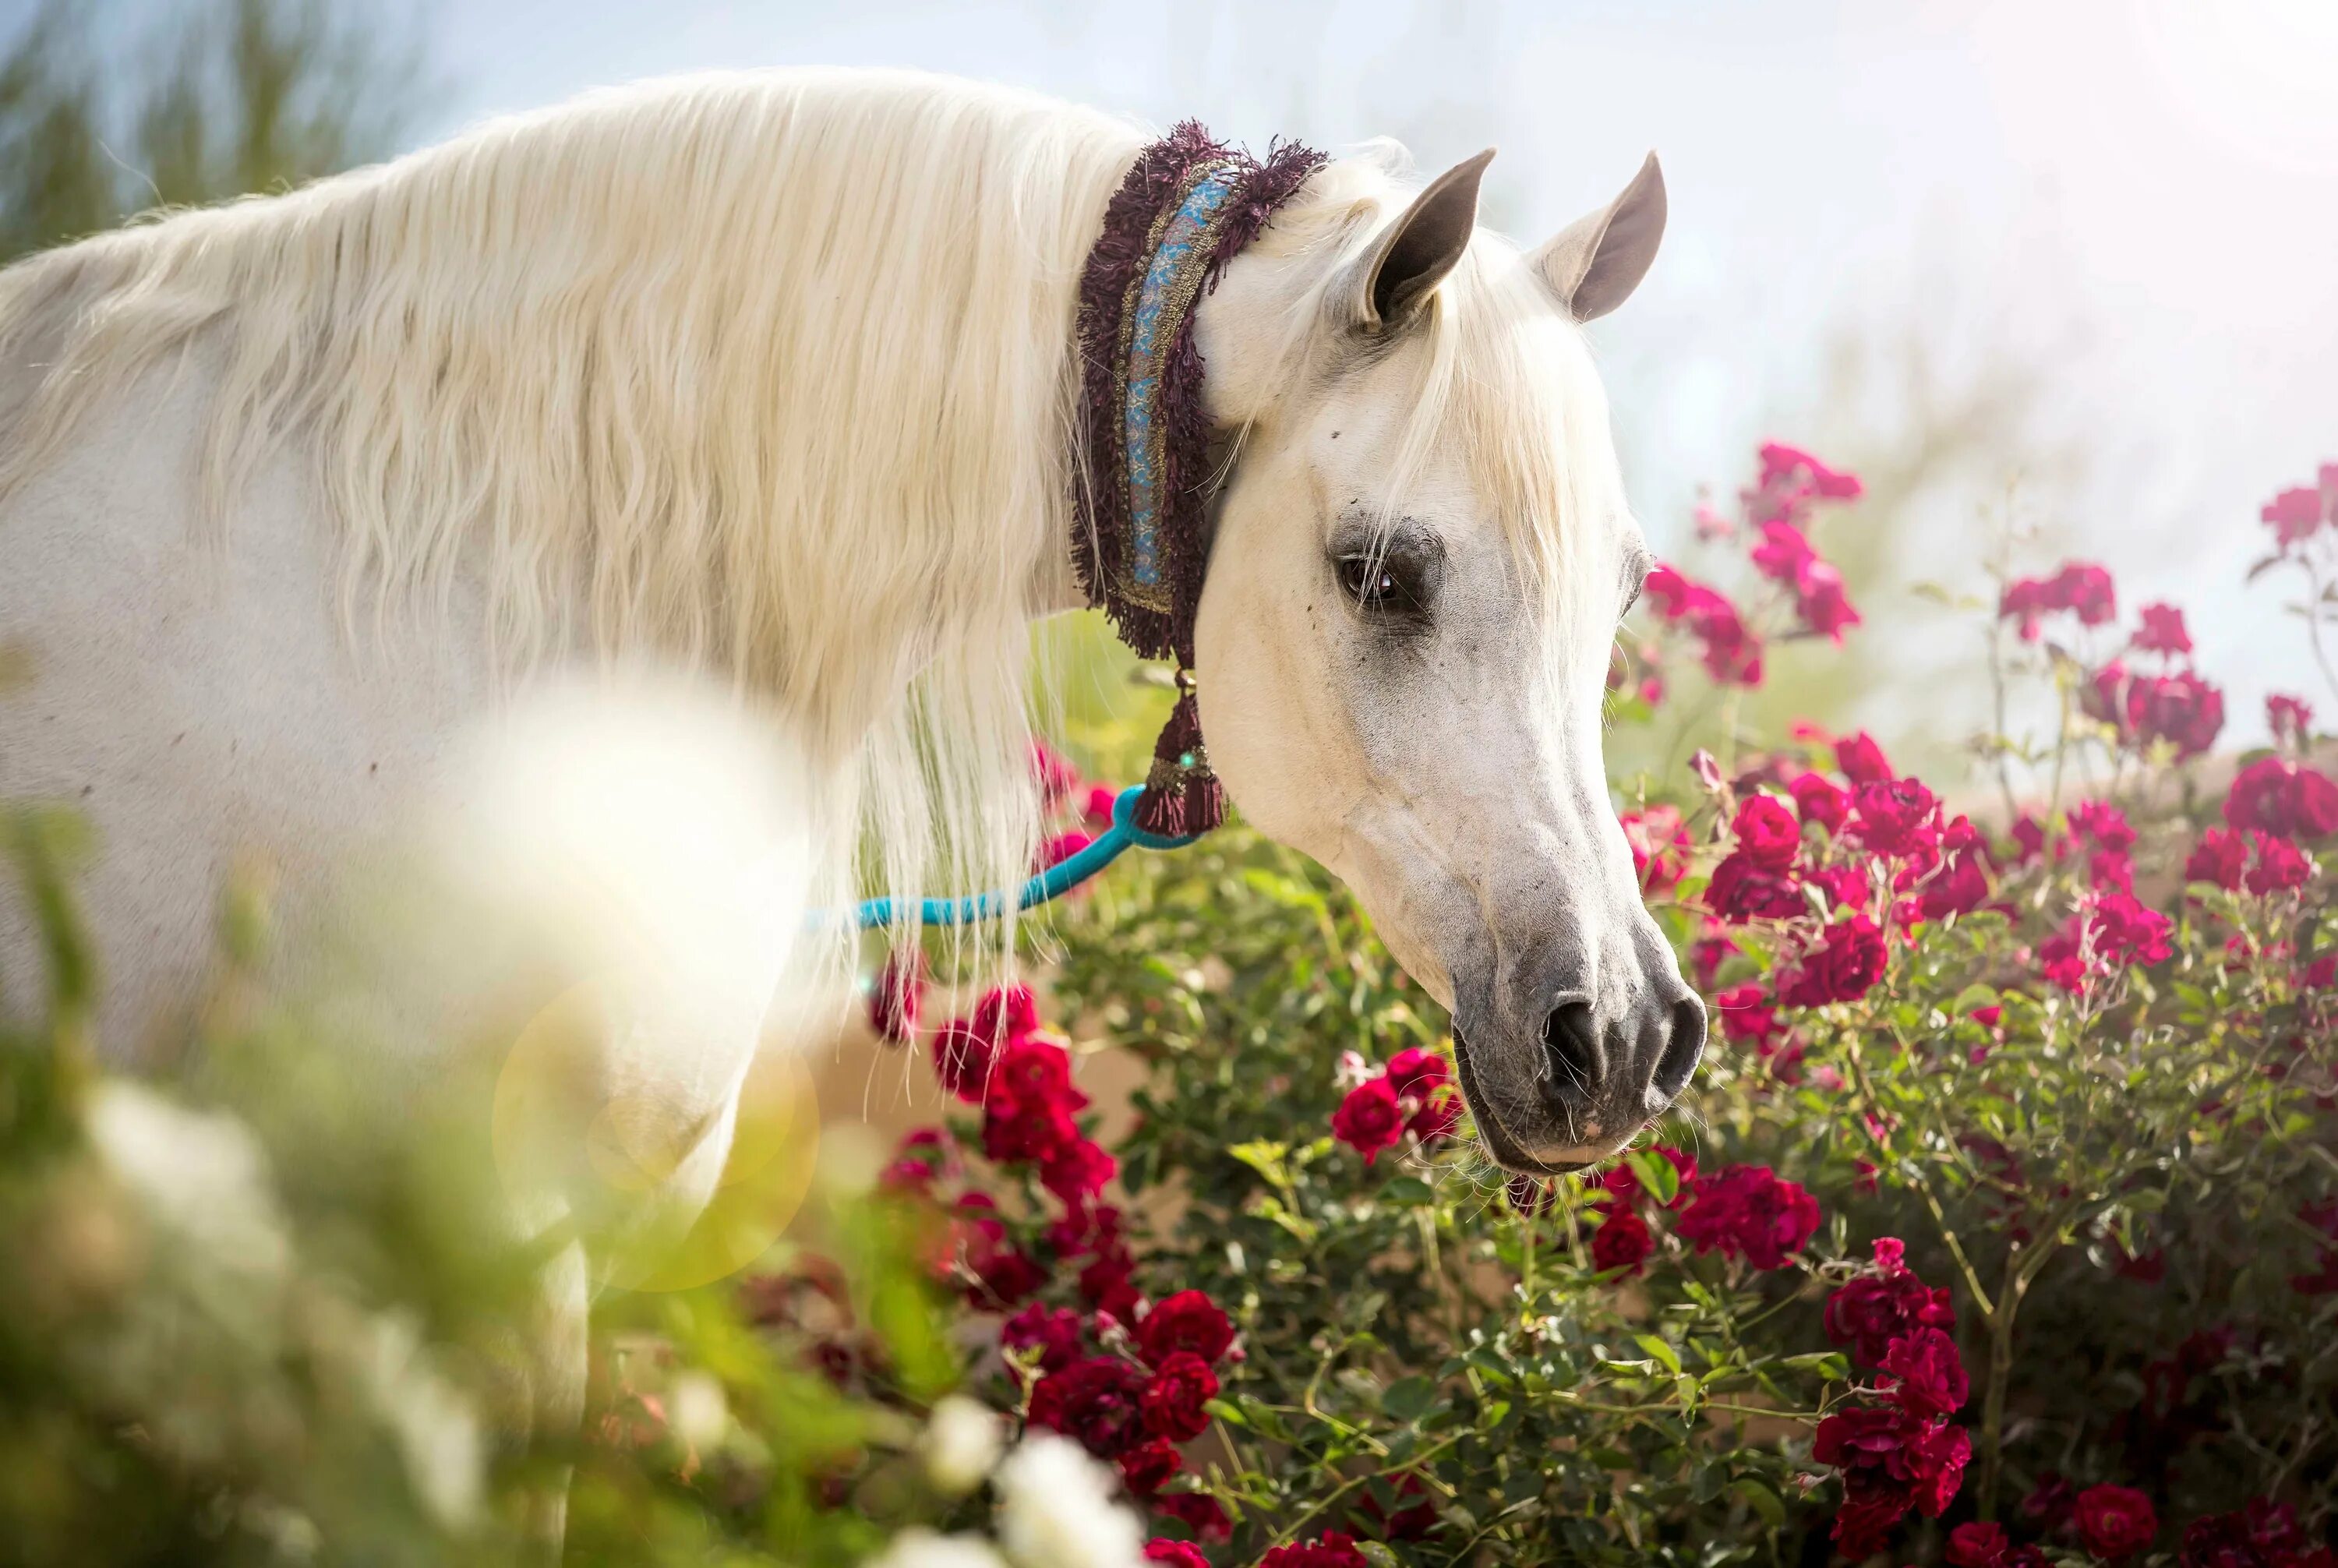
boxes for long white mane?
[0,67,1621,970]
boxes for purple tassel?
[1135,686,1225,838]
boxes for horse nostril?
[1650,996,1708,1104]
[1540,999,1602,1100]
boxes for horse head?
[1191,150,1702,1174]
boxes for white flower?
[864,1528,1010,1568]
[993,1434,1146,1568]
[358,1311,485,1527]
[668,1371,729,1453]
[87,1082,290,1312]
[919,1394,1004,1496]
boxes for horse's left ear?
[1344,148,1496,334]
[1530,151,1666,321]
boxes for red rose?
[2227,757,2338,840]
[1778,915,1888,1007]
[1119,1439,1183,1497]
[1947,1522,2011,1567]
[1879,1326,1968,1416]
[1136,1290,1235,1367]
[2132,601,2191,655]
[1835,730,1895,785]
[1831,1480,1914,1559]
[1590,1203,1654,1275]
[1385,1046,1450,1102]
[1732,793,1803,871]
[1706,849,1806,922]
[2074,1484,2157,1560]
[1714,983,1783,1051]
[1675,1164,1821,1270]
[932,1019,1001,1103]
[1825,1263,1955,1368]
[2246,834,2313,894]
[2186,827,2248,890]
[1152,1492,1232,1542]
[2124,669,2226,758]
[1789,771,1851,833]
[1027,1355,1148,1457]
[2267,693,2314,747]
[1332,1076,1404,1164]
[868,952,924,1042]
[1143,1541,1210,1568]
[973,983,1040,1044]
[1001,1303,1086,1372]
[1139,1351,1219,1441]
[1259,1533,1368,1568]
[1849,777,1940,858]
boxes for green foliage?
[0,0,426,264]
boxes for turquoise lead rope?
[851,785,1204,930]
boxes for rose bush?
[2,442,2334,1566]
[839,443,2335,1564]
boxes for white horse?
[0,62,1697,1513]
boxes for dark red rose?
[1850,777,1940,858]
[2227,758,2338,840]
[1332,1076,1404,1163]
[1001,1303,1086,1373]
[1706,849,1806,922]
[973,983,1040,1044]
[1947,1522,2011,1567]
[1714,983,1783,1051]
[933,1019,1001,1103]
[1590,1203,1654,1276]
[1119,1438,1183,1497]
[1259,1533,1369,1568]
[1143,1541,1210,1568]
[1136,1290,1235,1367]
[1880,1326,1968,1416]
[868,952,924,1042]
[1675,1164,1821,1270]
[2022,1472,2077,1530]
[1040,1135,1117,1206]
[1139,1351,1219,1441]
[1152,1492,1232,1542]
[1779,914,1888,1007]
[1732,793,1803,871]
[2124,669,2225,758]
[1027,1355,1148,1458]
[1831,1480,1914,1560]
[2074,1484,2158,1560]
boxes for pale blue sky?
[58,0,2338,746]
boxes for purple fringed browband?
[1071,122,1326,839]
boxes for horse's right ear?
[1342,148,1496,335]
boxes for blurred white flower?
[357,1313,484,1528]
[994,1434,1146,1568]
[865,1528,1010,1568]
[918,1393,1004,1495]
[87,1082,290,1313]
[668,1371,729,1453]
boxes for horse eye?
[1337,555,1405,609]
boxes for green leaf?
[1382,1376,1436,1423]
[1627,1150,1680,1207]
[1731,1477,1787,1527]
[1633,1334,1682,1375]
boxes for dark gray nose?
[1538,984,1704,1118]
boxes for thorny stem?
[2300,559,2338,707]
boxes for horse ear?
[1344,148,1496,334]
[1530,151,1665,322]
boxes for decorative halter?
[1070,122,1327,839]
[851,124,1324,931]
